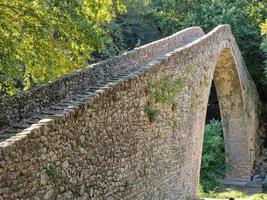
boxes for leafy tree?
[1,0,266,99]
[0,0,125,97]
[94,0,164,62]
[141,0,266,83]
[116,0,162,50]
[150,0,196,36]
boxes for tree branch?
[0,3,19,14]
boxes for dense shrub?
[200,120,225,192]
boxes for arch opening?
[206,82,221,124]
[200,82,225,192]
[199,46,255,195]
[212,47,252,181]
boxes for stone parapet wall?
[0,27,204,132]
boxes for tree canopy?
[0,0,266,99]
[0,0,125,97]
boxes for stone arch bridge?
[0,25,260,199]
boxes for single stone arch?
[193,37,260,190]
[0,25,260,199]
[213,45,252,181]
[189,33,260,195]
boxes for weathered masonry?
[0,25,260,199]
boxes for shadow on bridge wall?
[0,25,260,200]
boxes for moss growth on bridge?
[147,77,184,105]
[145,76,184,122]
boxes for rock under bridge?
[0,25,260,199]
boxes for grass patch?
[199,188,247,198]
[124,178,134,190]
[147,77,184,105]
[199,188,267,199]
[145,101,160,122]
[145,76,184,123]
[47,164,57,179]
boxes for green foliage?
[148,77,184,104]
[0,0,125,98]
[145,77,183,122]
[261,17,267,83]
[251,193,267,200]
[200,187,267,199]
[263,181,267,193]
[200,120,225,193]
[113,0,162,50]
[107,0,266,86]
[256,101,263,119]
[124,178,134,190]
[123,0,266,84]
[200,188,247,198]
[261,37,267,82]
[1,0,266,100]
[145,101,160,122]
[183,0,265,83]
[47,164,57,179]
[150,0,194,36]
[95,21,127,61]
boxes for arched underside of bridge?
[0,25,260,199]
[214,47,256,180]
